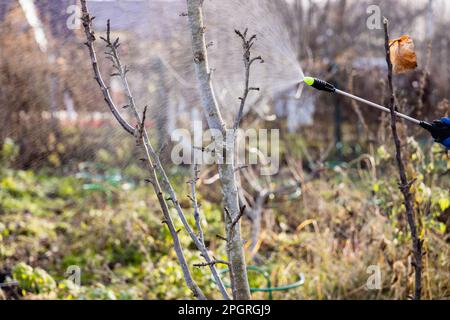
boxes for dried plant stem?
[383,18,422,300]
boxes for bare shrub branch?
[383,18,422,300]
[80,0,236,300]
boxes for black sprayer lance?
[302,77,450,150]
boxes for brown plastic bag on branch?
[389,35,418,74]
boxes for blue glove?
[440,118,450,150]
[442,138,450,149]
[421,118,450,150]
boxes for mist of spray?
[203,0,305,113]
[143,0,305,124]
[89,0,305,145]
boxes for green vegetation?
[0,136,448,300]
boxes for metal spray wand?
[302,76,450,150]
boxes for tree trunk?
[186,0,251,300]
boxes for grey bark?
[186,0,251,300]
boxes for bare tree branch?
[80,10,134,135]
[80,0,206,300]
[224,205,246,260]
[81,1,233,300]
[231,205,246,232]
[194,258,230,268]
[233,29,263,131]
[239,165,301,256]
[188,161,231,299]
[187,0,251,300]
[383,18,422,300]
[189,163,204,244]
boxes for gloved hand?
[421,118,450,150]
[441,118,450,150]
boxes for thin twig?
[80,9,134,135]
[189,163,204,244]
[224,205,246,249]
[186,160,230,299]
[383,18,422,300]
[194,259,230,268]
[216,234,228,242]
[231,205,246,232]
[136,106,148,145]
[233,29,263,131]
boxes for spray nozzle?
[303,76,336,93]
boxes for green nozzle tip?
[303,76,315,86]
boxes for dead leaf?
[389,35,418,74]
